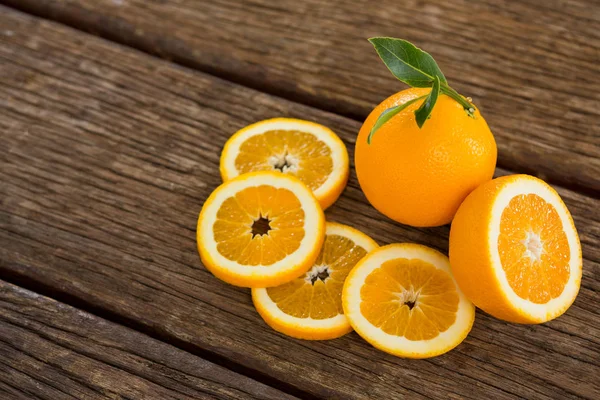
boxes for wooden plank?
[1,0,599,194]
[0,280,296,400]
[1,8,599,399]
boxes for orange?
[342,243,475,358]
[355,88,497,227]
[197,171,325,288]
[449,174,582,323]
[220,118,349,209]
[252,222,378,340]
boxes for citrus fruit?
[355,88,497,227]
[252,222,378,340]
[220,118,349,209]
[342,243,475,358]
[197,171,325,288]
[449,174,582,323]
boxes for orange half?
[450,174,582,323]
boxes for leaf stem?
[440,85,475,117]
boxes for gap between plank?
[1,0,598,200]
[0,269,320,400]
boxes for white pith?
[268,153,299,173]
[305,265,330,284]
[397,287,419,308]
[522,231,543,261]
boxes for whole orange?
[355,88,497,227]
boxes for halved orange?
[343,244,475,358]
[449,174,582,323]
[220,118,349,209]
[197,171,325,288]
[252,222,378,340]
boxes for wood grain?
[0,280,296,400]
[1,8,599,399]
[1,0,599,195]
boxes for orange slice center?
[213,185,305,266]
[498,193,570,303]
[266,234,367,319]
[359,258,459,341]
[235,130,333,190]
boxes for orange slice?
[220,118,349,209]
[449,174,582,323]
[252,222,378,340]
[197,171,325,288]
[342,244,475,358]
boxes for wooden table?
[1,1,598,398]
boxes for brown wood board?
[1,0,599,194]
[1,8,599,400]
[0,280,297,400]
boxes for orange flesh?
[360,259,459,341]
[498,194,570,303]
[234,130,333,190]
[266,234,367,319]
[213,185,305,266]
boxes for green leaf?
[415,76,441,128]
[367,94,428,144]
[368,37,447,87]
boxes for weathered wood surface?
[2,0,599,195]
[0,280,296,400]
[1,8,599,399]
